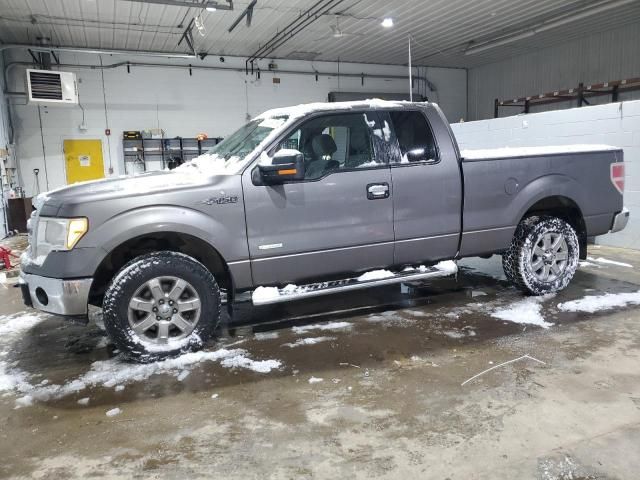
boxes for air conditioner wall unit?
[25,69,78,105]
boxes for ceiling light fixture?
[381,17,394,28]
[465,0,636,55]
[206,6,217,11]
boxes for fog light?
[35,287,49,306]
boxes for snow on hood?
[36,170,211,205]
[461,144,621,160]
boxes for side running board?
[252,262,457,306]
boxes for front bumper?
[19,272,92,317]
[610,207,630,233]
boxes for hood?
[37,170,229,211]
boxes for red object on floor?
[0,246,18,270]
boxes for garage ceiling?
[1,0,640,68]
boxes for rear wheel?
[102,251,221,362]
[502,216,579,295]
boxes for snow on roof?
[256,98,414,121]
[461,144,621,160]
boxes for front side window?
[388,110,438,164]
[276,112,384,180]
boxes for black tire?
[102,251,221,362]
[502,216,579,295]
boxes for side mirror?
[258,149,305,183]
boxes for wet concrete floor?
[1,245,640,479]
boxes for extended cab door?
[242,111,394,286]
[380,107,463,265]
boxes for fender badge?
[201,195,239,205]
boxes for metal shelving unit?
[123,136,223,174]
[494,76,640,118]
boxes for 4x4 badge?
[201,195,239,205]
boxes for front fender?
[84,205,248,265]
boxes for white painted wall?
[4,51,467,197]
[451,100,640,249]
[468,22,640,121]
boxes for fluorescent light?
[465,0,636,55]
[206,6,217,11]
[381,17,394,28]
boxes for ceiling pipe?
[465,0,637,55]
[123,0,233,10]
[0,43,196,59]
[4,60,428,96]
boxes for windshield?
[176,115,289,175]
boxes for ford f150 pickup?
[20,100,629,360]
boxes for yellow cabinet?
[64,139,105,184]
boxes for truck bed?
[458,145,624,257]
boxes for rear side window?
[388,111,438,164]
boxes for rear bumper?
[610,207,630,233]
[19,272,92,317]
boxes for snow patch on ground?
[1,334,282,405]
[254,331,279,341]
[106,408,121,417]
[308,376,324,384]
[557,291,640,313]
[587,256,633,268]
[579,261,600,268]
[220,354,281,373]
[282,336,335,348]
[366,311,417,326]
[491,295,555,329]
[292,322,352,334]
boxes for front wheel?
[502,216,579,295]
[102,251,221,362]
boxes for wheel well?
[89,232,233,306]
[522,196,587,260]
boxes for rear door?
[380,108,463,265]
[242,111,395,286]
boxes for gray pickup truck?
[20,100,629,360]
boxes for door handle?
[367,183,390,200]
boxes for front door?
[64,139,105,184]
[242,111,394,286]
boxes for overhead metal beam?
[124,0,233,10]
[228,0,257,32]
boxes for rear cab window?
[384,110,440,165]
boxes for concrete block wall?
[4,51,467,197]
[451,100,640,250]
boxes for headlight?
[36,217,89,258]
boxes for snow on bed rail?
[461,144,619,160]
